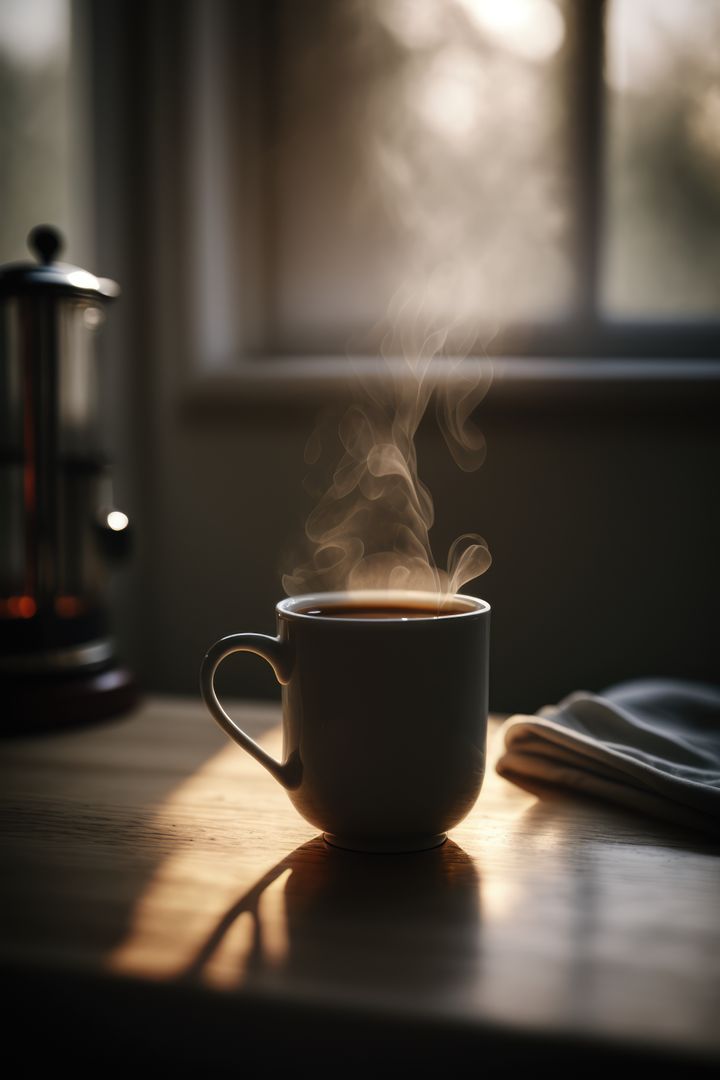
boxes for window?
[267,0,573,347]
[604,0,720,317]
[0,0,90,266]
[88,0,720,370]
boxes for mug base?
[323,832,447,853]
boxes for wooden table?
[2,697,719,1069]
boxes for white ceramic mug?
[199,590,490,852]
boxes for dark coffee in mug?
[296,597,475,619]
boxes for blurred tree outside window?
[268,0,574,348]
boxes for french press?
[0,226,136,731]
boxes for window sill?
[180,357,720,418]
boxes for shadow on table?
[182,835,482,1007]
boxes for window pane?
[269,0,573,349]
[0,0,73,262]
[603,0,720,316]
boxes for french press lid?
[0,225,120,301]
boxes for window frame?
[85,0,720,415]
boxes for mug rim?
[277,590,490,623]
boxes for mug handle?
[200,633,299,789]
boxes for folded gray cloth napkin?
[496,679,720,835]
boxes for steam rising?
[283,286,492,599]
[278,1,520,599]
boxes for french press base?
[4,668,137,735]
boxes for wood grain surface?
[2,697,719,1067]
